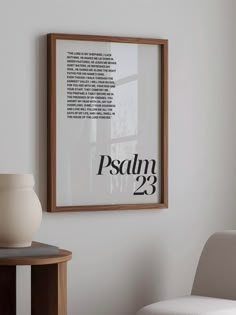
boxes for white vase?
[0,174,42,248]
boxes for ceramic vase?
[0,174,42,248]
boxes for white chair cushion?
[137,295,236,315]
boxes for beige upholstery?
[192,231,236,299]
[136,231,236,315]
[137,296,236,315]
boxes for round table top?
[0,249,72,266]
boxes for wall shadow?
[132,244,166,314]
[34,35,47,210]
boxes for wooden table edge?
[0,249,72,265]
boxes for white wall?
[0,0,236,314]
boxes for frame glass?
[47,33,168,212]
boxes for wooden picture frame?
[47,33,168,212]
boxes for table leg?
[0,266,16,315]
[31,262,67,315]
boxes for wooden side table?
[0,243,72,315]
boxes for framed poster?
[47,33,168,212]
